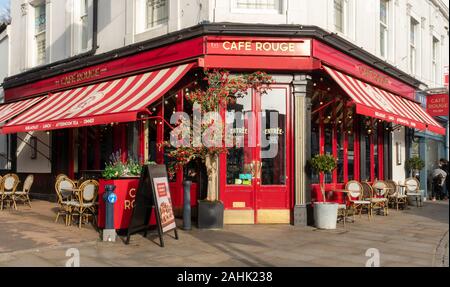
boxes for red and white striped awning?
[1,63,193,134]
[324,66,446,135]
[0,96,45,125]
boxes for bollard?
[183,180,192,230]
[102,184,117,242]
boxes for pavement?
[0,200,448,267]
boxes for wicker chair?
[1,174,20,210]
[70,180,99,228]
[14,175,34,207]
[345,180,372,220]
[55,176,76,225]
[371,180,389,216]
[404,177,423,207]
[385,179,407,210]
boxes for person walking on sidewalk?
[431,162,447,201]
[439,159,449,200]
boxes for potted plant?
[309,154,338,229]
[405,156,425,178]
[164,69,273,229]
[97,150,156,230]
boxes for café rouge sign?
[208,39,311,56]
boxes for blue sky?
[0,0,8,9]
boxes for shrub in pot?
[309,154,338,229]
[405,156,425,178]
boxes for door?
[220,85,291,224]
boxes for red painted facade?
[2,34,425,224]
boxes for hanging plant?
[163,69,273,201]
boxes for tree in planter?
[309,154,337,202]
[163,69,273,202]
[405,156,425,178]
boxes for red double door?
[219,85,292,224]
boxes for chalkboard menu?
[125,164,178,246]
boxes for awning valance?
[1,63,193,134]
[0,97,45,126]
[324,66,446,135]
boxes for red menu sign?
[427,93,449,117]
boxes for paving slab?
[0,199,448,267]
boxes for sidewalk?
[0,200,448,267]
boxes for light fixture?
[313,83,317,86]
[320,77,323,82]
[320,101,323,105]
[327,88,331,91]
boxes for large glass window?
[34,3,46,65]
[380,0,389,59]
[146,0,168,29]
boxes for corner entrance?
[220,85,292,224]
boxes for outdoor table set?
[54,174,99,228]
[0,173,34,210]
[331,177,423,226]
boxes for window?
[409,18,419,75]
[34,3,46,65]
[334,0,346,33]
[379,0,389,59]
[235,0,280,10]
[146,0,169,29]
[80,0,89,51]
[432,37,439,84]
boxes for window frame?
[379,0,389,59]
[231,0,283,15]
[409,17,419,75]
[432,36,440,84]
[333,0,348,34]
[32,1,47,66]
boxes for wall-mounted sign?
[207,37,311,57]
[55,67,108,87]
[427,93,449,117]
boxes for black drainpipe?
[4,0,98,82]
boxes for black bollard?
[183,180,192,230]
[102,184,117,242]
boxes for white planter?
[314,202,339,229]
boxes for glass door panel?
[259,88,287,186]
[226,93,255,186]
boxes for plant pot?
[313,202,339,230]
[197,200,224,229]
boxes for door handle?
[255,161,262,179]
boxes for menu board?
[152,177,176,233]
[125,164,178,246]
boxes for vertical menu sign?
[152,177,176,233]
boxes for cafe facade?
[0,24,445,225]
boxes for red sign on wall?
[206,36,311,57]
[427,93,449,117]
